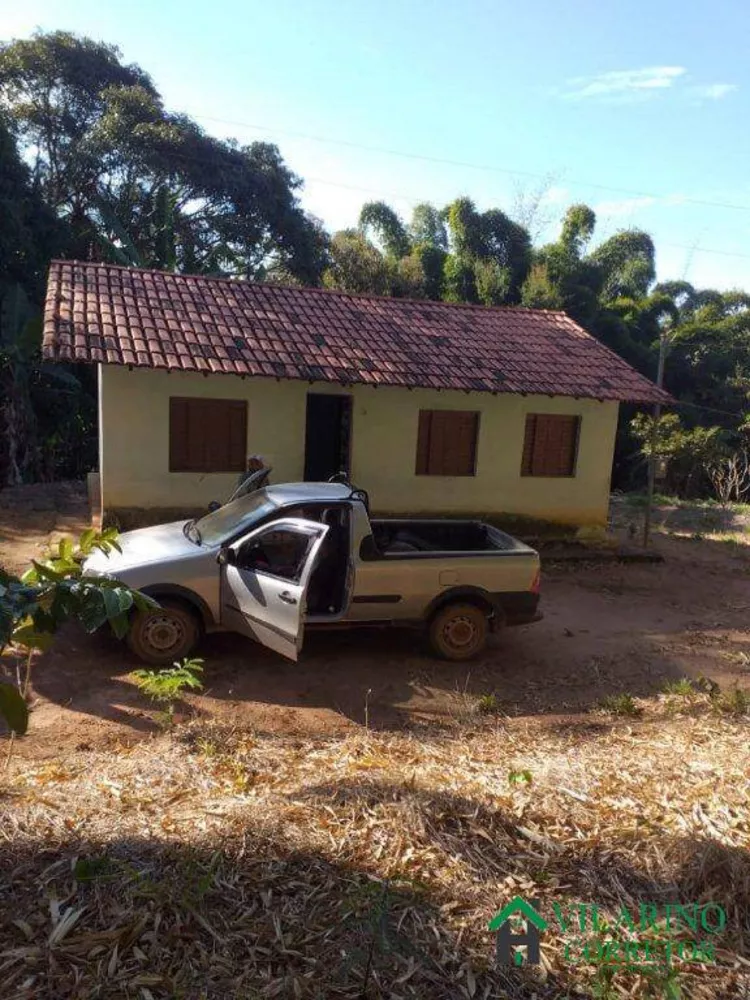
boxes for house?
[42,260,667,528]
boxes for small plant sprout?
[508,769,533,785]
[661,678,696,697]
[599,693,642,718]
[476,693,500,715]
[715,686,750,717]
[133,657,204,728]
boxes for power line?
[662,242,750,261]
[303,175,750,261]
[671,399,746,419]
[193,112,750,216]
[102,138,750,262]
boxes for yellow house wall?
[99,365,619,525]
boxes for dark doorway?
[304,394,352,481]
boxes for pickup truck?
[84,482,541,665]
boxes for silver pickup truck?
[84,482,541,664]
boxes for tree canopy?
[1,28,749,498]
[0,31,326,281]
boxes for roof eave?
[39,347,670,405]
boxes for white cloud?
[691,82,738,100]
[561,66,686,102]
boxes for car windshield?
[193,491,280,546]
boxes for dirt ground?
[2,483,749,757]
[2,484,750,999]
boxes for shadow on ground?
[19,601,711,741]
[1,776,746,998]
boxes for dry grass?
[612,494,750,553]
[2,701,749,999]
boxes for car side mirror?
[217,547,236,566]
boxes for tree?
[589,230,656,301]
[442,198,531,305]
[0,31,325,282]
[409,203,448,251]
[405,243,445,300]
[323,230,392,296]
[559,204,596,255]
[0,118,77,485]
[630,412,727,497]
[474,259,511,306]
[708,451,750,505]
[359,201,411,259]
[521,263,563,310]
[0,119,68,297]
[528,206,602,325]
[443,253,479,304]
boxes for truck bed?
[369,519,529,556]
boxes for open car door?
[220,518,329,661]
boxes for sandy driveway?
[2,483,749,756]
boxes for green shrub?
[0,528,154,736]
[599,693,642,717]
[134,657,204,728]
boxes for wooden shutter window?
[521,414,580,477]
[416,410,479,476]
[169,397,247,472]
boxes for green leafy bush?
[599,693,642,717]
[0,528,155,735]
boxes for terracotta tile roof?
[43,260,668,403]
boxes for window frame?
[520,413,581,478]
[236,526,317,584]
[415,409,480,477]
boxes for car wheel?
[126,600,201,665]
[428,602,489,661]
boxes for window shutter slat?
[455,411,478,475]
[521,414,536,475]
[430,411,450,476]
[560,416,579,475]
[169,398,189,472]
[546,416,565,476]
[416,411,432,474]
[531,414,551,476]
[195,400,212,472]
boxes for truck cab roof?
[263,482,355,505]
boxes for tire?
[126,600,201,665]
[428,602,489,661]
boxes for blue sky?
[5,0,750,289]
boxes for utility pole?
[642,329,668,548]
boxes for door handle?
[278,591,297,605]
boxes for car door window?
[236,528,313,582]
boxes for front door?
[304,393,352,481]
[220,518,329,660]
